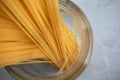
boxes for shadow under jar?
[5,0,93,80]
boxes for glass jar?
[5,0,93,80]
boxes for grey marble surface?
[73,0,120,80]
[0,0,120,80]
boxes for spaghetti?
[0,0,79,70]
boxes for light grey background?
[0,0,120,80]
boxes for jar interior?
[14,10,81,77]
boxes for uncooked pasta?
[0,0,79,70]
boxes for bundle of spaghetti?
[0,0,79,70]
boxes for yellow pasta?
[0,0,79,70]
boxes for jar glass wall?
[6,0,93,80]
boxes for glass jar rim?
[6,1,93,80]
